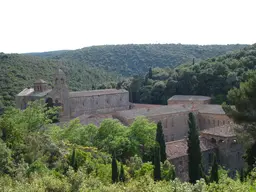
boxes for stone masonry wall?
[69,92,129,118]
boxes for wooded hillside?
[119,44,256,105]
[27,44,247,76]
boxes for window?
[223,120,225,125]
[218,120,220,126]
[208,119,210,124]
[171,134,175,141]
[172,118,174,127]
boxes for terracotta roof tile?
[166,137,216,159]
[201,123,237,137]
[115,104,194,120]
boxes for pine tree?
[210,153,219,183]
[156,121,167,163]
[187,112,202,184]
[112,153,119,183]
[153,145,161,181]
[148,67,153,79]
[119,163,125,182]
[71,148,78,172]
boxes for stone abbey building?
[16,69,130,120]
[16,69,244,181]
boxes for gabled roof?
[69,89,128,98]
[198,104,225,115]
[17,87,34,96]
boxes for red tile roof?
[166,137,216,159]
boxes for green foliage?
[0,100,256,191]
[156,121,167,163]
[129,117,157,161]
[118,44,256,105]
[28,44,247,77]
[161,160,176,181]
[187,112,202,183]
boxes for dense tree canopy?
[118,44,256,105]
[27,44,247,76]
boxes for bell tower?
[47,68,70,118]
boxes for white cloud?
[0,0,255,53]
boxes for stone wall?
[201,133,244,177]
[198,113,231,130]
[69,92,129,118]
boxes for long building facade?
[15,69,130,119]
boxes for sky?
[0,0,256,53]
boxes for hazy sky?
[1,0,256,53]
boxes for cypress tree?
[148,67,153,79]
[240,168,245,182]
[187,112,202,184]
[119,163,125,182]
[156,121,167,163]
[210,153,219,183]
[112,153,119,183]
[71,148,78,172]
[153,145,161,181]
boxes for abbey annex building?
[16,69,244,181]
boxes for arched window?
[211,138,216,144]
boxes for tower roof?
[34,79,47,84]
[57,68,65,75]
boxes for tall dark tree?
[210,153,219,183]
[119,163,125,182]
[187,112,202,184]
[112,153,119,183]
[155,121,167,163]
[153,145,161,181]
[244,141,256,174]
[148,67,153,79]
[71,148,78,172]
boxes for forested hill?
[0,53,118,107]
[118,43,256,105]
[26,44,248,76]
